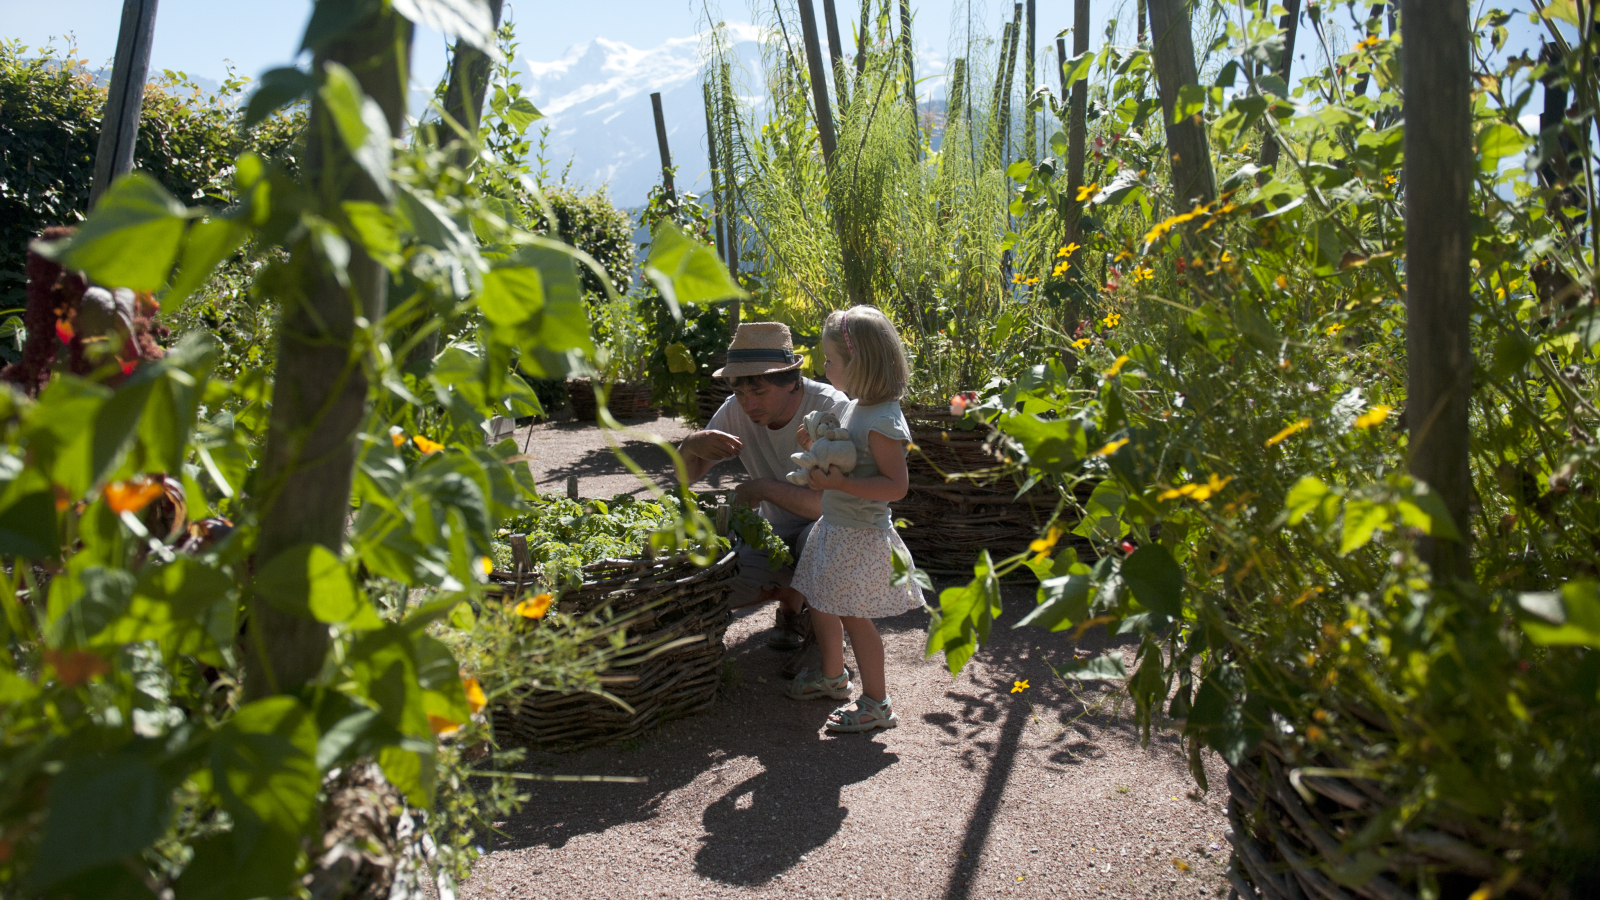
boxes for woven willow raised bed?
[1226,737,1548,900]
[897,405,1084,577]
[567,379,655,422]
[485,549,738,749]
[696,382,733,424]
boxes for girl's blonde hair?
[822,305,910,405]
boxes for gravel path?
[468,417,1230,900]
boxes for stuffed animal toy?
[786,409,857,484]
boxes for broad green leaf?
[243,66,315,128]
[168,216,249,309]
[1006,159,1035,181]
[37,173,189,292]
[1519,580,1600,646]
[996,412,1086,475]
[342,200,403,268]
[254,543,380,627]
[1120,544,1184,617]
[1285,475,1329,525]
[1395,482,1462,542]
[1062,50,1094,86]
[93,559,235,662]
[644,221,748,316]
[0,466,58,558]
[479,266,543,327]
[1339,499,1390,554]
[175,827,301,900]
[664,342,697,374]
[1015,574,1090,631]
[1477,122,1525,169]
[1054,653,1128,681]
[26,746,175,891]
[301,0,383,51]
[391,0,501,57]
[1174,83,1207,123]
[320,62,393,200]
[925,551,1000,676]
[212,696,320,830]
[502,96,544,133]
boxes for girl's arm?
[806,430,910,501]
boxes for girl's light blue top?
[819,399,911,531]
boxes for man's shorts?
[728,520,816,607]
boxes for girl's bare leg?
[813,608,847,679]
[841,616,886,701]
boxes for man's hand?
[682,429,743,462]
[806,466,849,492]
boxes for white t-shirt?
[707,378,850,538]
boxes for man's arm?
[734,478,823,520]
[679,429,742,484]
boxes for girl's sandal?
[785,667,853,701]
[825,695,899,733]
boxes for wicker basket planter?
[567,379,656,422]
[1225,736,1548,900]
[485,550,738,749]
[896,405,1074,577]
[696,382,733,424]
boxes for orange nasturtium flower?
[413,435,444,454]
[105,477,165,514]
[428,715,464,738]
[1265,418,1313,447]
[464,676,487,714]
[391,430,407,448]
[43,648,111,687]
[1354,405,1392,429]
[515,593,554,619]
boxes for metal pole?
[651,92,675,200]
[90,0,160,208]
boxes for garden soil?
[466,416,1233,900]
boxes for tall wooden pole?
[704,82,727,262]
[901,0,919,153]
[719,61,741,325]
[1147,0,1216,207]
[90,0,159,208]
[1402,0,1474,580]
[651,92,676,200]
[1024,0,1036,160]
[1257,0,1302,169]
[439,0,506,170]
[1138,0,1148,45]
[988,21,1015,166]
[823,0,850,111]
[856,0,871,77]
[1056,36,1069,99]
[797,0,840,168]
[1066,0,1090,235]
[948,57,968,127]
[248,5,411,697]
[997,4,1023,163]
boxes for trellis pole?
[89,0,159,208]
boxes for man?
[678,322,848,655]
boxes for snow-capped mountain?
[520,22,767,208]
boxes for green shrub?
[0,41,304,313]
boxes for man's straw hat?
[713,322,805,378]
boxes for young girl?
[784,305,924,732]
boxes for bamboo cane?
[90,0,159,208]
[651,92,676,201]
[1024,0,1036,160]
[823,0,850,111]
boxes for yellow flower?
[463,676,487,713]
[1325,323,1343,337]
[1157,474,1231,502]
[515,593,554,619]
[413,435,444,454]
[1103,354,1131,376]
[390,430,407,448]
[1384,173,1397,186]
[1076,183,1098,202]
[1114,249,1134,263]
[428,714,464,738]
[1011,679,1030,693]
[1071,337,1092,350]
[1012,273,1026,284]
[1265,417,1312,447]
[1132,265,1154,283]
[1054,262,1072,276]
[1101,312,1122,328]
[1093,438,1130,457]
[1355,35,1382,51]
[1275,274,1289,289]
[1143,203,1210,245]
[1220,251,1233,263]
[1029,526,1063,555]
[1057,242,1082,259]
[1354,405,1392,429]
[478,556,493,576]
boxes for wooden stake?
[823,0,850,111]
[1024,0,1036,160]
[797,0,839,168]
[948,57,967,127]
[855,0,871,77]
[719,62,741,289]
[1147,0,1216,207]
[996,4,1023,165]
[439,0,506,169]
[567,475,580,501]
[1056,36,1069,99]
[901,0,918,153]
[988,22,1015,166]
[1402,0,1474,579]
[651,92,676,199]
[704,81,727,262]
[90,0,160,208]
[1067,0,1090,234]
[1138,0,1148,45]
[1258,0,1302,169]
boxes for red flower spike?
[55,320,74,344]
